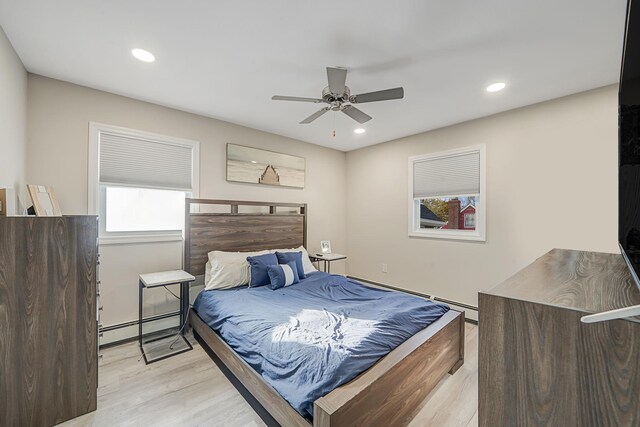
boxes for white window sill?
[99,233,183,245]
[408,229,486,242]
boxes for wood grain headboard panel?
[184,199,307,276]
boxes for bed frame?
[185,199,465,427]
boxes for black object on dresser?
[0,216,99,427]
[620,0,640,290]
[479,249,640,426]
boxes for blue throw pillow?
[275,251,306,279]
[247,253,279,287]
[267,261,300,290]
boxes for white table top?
[139,270,196,287]
[311,253,347,261]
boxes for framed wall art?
[226,144,305,188]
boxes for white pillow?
[205,250,269,290]
[205,261,212,286]
[271,245,317,275]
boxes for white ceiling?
[0,0,628,151]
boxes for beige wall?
[0,26,27,207]
[27,75,347,343]
[346,85,619,309]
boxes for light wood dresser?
[479,248,640,426]
[0,216,99,427]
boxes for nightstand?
[309,253,347,273]
[138,270,195,364]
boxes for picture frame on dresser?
[0,188,15,216]
[27,184,62,216]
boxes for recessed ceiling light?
[251,160,257,164]
[354,128,365,134]
[486,82,506,93]
[132,48,155,63]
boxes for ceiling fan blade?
[351,87,404,104]
[272,95,323,103]
[300,107,330,124]
[327,67,348,95]
[342,105,372,124]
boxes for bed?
[185,199,465,427]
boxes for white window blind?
[99,132,194,191]
[413,151,480,198]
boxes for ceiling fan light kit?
[272,66,405,125]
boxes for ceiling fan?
[272,67,404,125]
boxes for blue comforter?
[193,272,449,419]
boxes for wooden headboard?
[184,199,307,276]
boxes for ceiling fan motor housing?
[322,85,350,105]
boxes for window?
[89,123,199,244]
[105,187,186,232]
[408,145,485,241]
[464,212,476,229]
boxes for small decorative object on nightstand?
[310,253,346,274]
[320,240,332,254]
[138,270,195,364]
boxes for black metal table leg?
[180,281,189,335]
[139,279,143,349]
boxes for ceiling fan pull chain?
[333,111,336,137]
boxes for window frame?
[407,145,486,242]
[88,122,200,245]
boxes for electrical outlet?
[382,263,388,273]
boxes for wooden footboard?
[191,309,464,427]
[313,310,464,427]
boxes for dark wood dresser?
[0,216,99,427]
[479,249,640,426]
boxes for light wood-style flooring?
[59,324,478,427]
